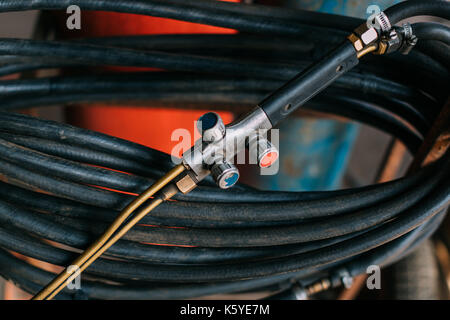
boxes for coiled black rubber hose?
[0,0,449,299]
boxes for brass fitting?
[347,28,379,58]
[160,183,180,201]
[348,11,394,58]
[175,172,198,194]
[305,278,332,296]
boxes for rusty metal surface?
[376,139,408,183]
[409,98,450,172]
[338,139,407,300]
[339,97,450,300]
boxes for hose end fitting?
[348,11,396,58]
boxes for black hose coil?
[0,0,448,300]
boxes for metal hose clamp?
[398,23,418,55]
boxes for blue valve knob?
[211,161,240,189]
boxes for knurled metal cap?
[211,161,240,189]
[248,135,279,168]
[197,112,226,142]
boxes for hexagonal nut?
[354,24,379,45]
[176,174,198,194]
[361,27,378,45]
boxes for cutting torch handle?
[259,41,359,127]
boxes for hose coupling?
[175,172,198,194]
[348,11,393,57]
[330,268,355,289]
[397,23,418,55]
[304,278,332,296]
